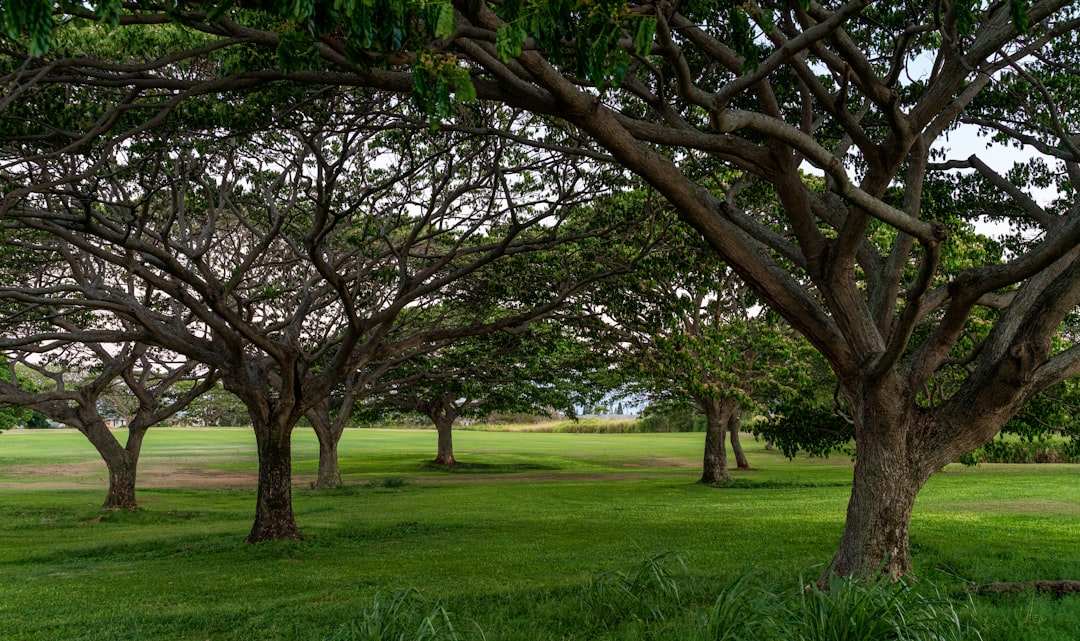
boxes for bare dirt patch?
[0,458,264,490]
[946,499,1080,516]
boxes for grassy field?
[0,426,1078,640]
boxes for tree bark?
[247,423,301,542]
[79,413,143,510]
[315,436,341,489]
[432,414,457,466]
[820,380,933,581]
[728,408,750,470]
[102,449,139,510]
[308,405,342,489]
[699,397,735,484]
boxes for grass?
[0,426,1078,640]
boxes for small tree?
[360,320,595,466]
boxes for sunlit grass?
[0,427,1077,639]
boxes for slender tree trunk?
[247,422,301,542]
[728,408,750,470]
[307,404,342,489]
[432,414,457,466]
[699,397,735,484]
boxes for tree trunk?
[699,397,735,484]
[728,408,750,470]
[102,450,139,510]
[822,435,924,580]
[316,436,341,489]
[308,404,342,489]
[80,413,143,510]
[820,381,933,582]
[247,423,301,542]
[432,414,457,466]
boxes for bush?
[634,407,706,432]
[960,436,1080,465]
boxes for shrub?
[961,436,1080,465]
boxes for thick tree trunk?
[820,381,933,582]
[247,424,301,542]
[822,436,925,580]
[432,415,457,466]
[728,409,750,470]
[699,397,735,484]
[316,437,341,489]
[102,451,139,510]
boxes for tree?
[7,0,1080,579]
[598,203,814,483]
[1,88,637,540]
[0,342,216,509]
[358,319,596,466]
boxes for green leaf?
[455,76,477,103]
[434,2,456,39]
[632,16,656,57]
[1009,0,1029,33]
[496,24,526,61]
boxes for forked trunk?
[432,415,457,466]
[82,415,145,510]
[247,424,301,542]
[700,397,735,484]
[728,409,749,470]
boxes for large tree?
[6,1,1080,579]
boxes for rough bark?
[728,409,750,470]
[822,432,925,580]
[700,397,736,484]
[432,413,458,466]
[247,423,301,542]
[820,380,933,581]
[315,436,341,489]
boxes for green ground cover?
[0,427,1077,640]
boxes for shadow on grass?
[706,478,851,489]
[422,461,559,474]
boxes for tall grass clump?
[579,551,689,629]
[326,589,481,641]
[778,573,980,641]
[694,575,784,641]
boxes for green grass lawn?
[0,426,1078,640]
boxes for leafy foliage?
[755,399,855,460]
